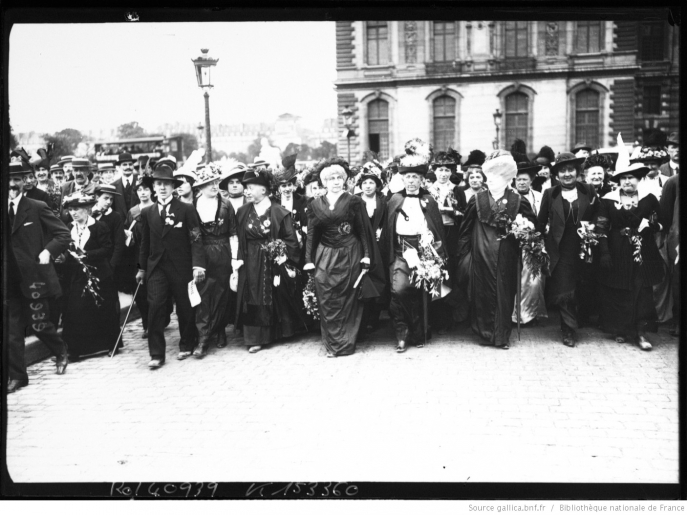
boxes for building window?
[575,21,604,53]
[504,92,529,143]
[640,22,665,61]
[366,21,389,65]
[643,85,662,115]
[368,99,389,159]
[504,21,529,58]
[575,89,600,149]
[433,21,456,62]
[433,96,456,151]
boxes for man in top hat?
[660,132,679,178]
[220,163,248,211]
[111,153,140,221]
[135,163,206,369]
[58,158,95,222]
[428,148,468,333]
[572,142,592,159]
[6,161,71,393]
[383,139,446,353]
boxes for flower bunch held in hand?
[302,274,320,320]
[505,214,550,278]
[67,244,103,306]
[405,230,449,298]
[260,239,287,265]
[577,223,606,264]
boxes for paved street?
[6,311,679,484]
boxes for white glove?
[230,271,238,292]
[124,229,134,247]
[286,266,296,278]
[273,275,281,287]
[637,218,650,233]
[360,257,370,265]
[303,263,315,271]
[232,259,244,270]
[402,248,420,269]
[276,255,287,265]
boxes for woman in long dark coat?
[456,151,536,349]
[192,166,237,357]
[234,167,306,353]
[303,158,384,357]
[60,192,120,360]
[537,153,600,347]
[356,170,388,334]
[596,162,665,350]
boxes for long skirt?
[512,249,547,324]
[196,239,232,347]
[313,240,364,356]
[62,273,120,359]
[600,272,658,339]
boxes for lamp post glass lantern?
[342,106,354,164]
[192,49,219,163]
[492,108,503,150]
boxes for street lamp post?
[492,108,503,150]
[192,48,219,163]
[341,106,354,164]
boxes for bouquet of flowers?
[491,208,514,240]
[302,274,320,320]
[405,230,449,297]
[577,222,607,264]
[261,239,287,265]
[67,244,103,306]
[500,214,550,278]
[621,228,643,264]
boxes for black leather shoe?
[216,333,227,348]
[193,345,207,359]
[8,379,28,394]
[56,354,68,375]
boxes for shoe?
[396,340,407,353]
[638,336,652,351]
[8,379,28,394]
[148,359,164,369]
[615,335,626,343]
[326,352,337,358]
[193,345,207,359]
[217,334,227,348]
[496,343,510,350]
[248,345,262,353]
[177,351,192,360]
[56,354,68,375]
[562,331,577,348]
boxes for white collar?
[9,193,23,208]
[74,216,96,229]
[158,196,173,207]
[603,188,651,203]
[670,160,678,169]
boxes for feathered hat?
[271,153,299,186]
[510,139,529,165]
[463,149,486,169]
[399,138,432,175]
[29,143,53,171]
[535,145,556,167]
[430,147,462,171]
[610,134,649,182]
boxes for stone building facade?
[334,18,679,163]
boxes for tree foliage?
[42,128,86,164]
[117,121,147,139]
[9,124,19,149]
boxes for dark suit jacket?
[139,197,205,278]
[660,162,678,178]
[111,174,140,221]
[94,209,126,268]
[24,187,55,211]
[537,182,599,275]
[6,195,72,299]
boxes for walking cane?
[110,280,142,358]
[516,254,522,341]
[423,288,429,347]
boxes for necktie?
[405,193,420,198]
[9,202,15,229]
[159,202,168,220]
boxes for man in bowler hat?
[111,153,140,220]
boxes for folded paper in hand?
[188,280,201,307]
[230,271,238,292]
[402,247,421,269]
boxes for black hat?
[242,168,272,189]
[9,160,31,176]
[272,154,299,185]
[667,131,679,146]
[136,175,156,193]
[357,171,383,190]
[642,128,667,148]
[515,160,542,179]
[430,148,462,171]
[220,164,248,190]
[464,149,486,169]
[535,146,556,167]
[303,169,321,187]
[572,142,592,153]
[118,153,135,164]
[399,138,431,175]
[94,183,122,197]
[151,164,182,187]
[551,153,585,175]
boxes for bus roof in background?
[95,136,166,146]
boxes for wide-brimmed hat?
[156,156,177,171]
[136,175,156,193]
[399,138,431,175]
[71,158,91,169]
[220,163,248,190]
[272,154,298,186]
[667,131,679,146]
[97,162,116,172]
[9,160,32,175]
[302,169,320,187]
[534,145,556,167]
[572,142,592,153]
[30,148,51,171]
[357,171,383,190]
[430,149,462,172]
[57,155,75,166]
[242,168,272,189]
[94,183,122,197]
[249,158,270,170]
[151,164,183,187]
[118,153,135,164]
[632,146,669,164]
[609,162,650,183]
[550,153,585,175]
[62,191,97,208]
[50,164,64,175]
[195,165,229,188]
[515,160,542,179]
[173,167,198,185]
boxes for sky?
[9,22,337,135]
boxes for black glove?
[600,252,613,270]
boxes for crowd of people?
[5,128,680,392]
